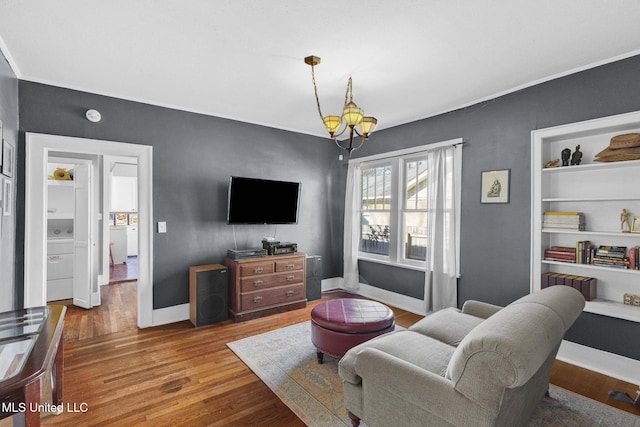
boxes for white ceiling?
[1,1,640,138]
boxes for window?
[352,141,462,271]
[360,164,392,256]
[403,158,428,261]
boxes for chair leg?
[316,351,324,364]
[348,412,361,427]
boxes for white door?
[73,163,92,309]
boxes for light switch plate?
[158,221,167,233]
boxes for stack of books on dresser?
[543,211,585,231]
[541,272,597,301]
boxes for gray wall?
[11,52,640,361]
[354,54,640,360]
[17,82,346,309]
[0,49,18,312]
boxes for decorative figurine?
[561,148,571,166]
[570,145,583,165]
[545,159,560,168]
[621,209,632,232]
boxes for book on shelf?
[596,245,627,254]
[629,246,640,270]
[544,245,576,263]
[541,272,596,301]
[543,212,584,216]
[543,212,585,230]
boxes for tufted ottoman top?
[311,298,395,333]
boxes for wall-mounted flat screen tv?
[227,176,301,224]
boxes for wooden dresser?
[225,253,307,322]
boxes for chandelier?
[304,55,377,154]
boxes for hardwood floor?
[51,281,138,343]
[30,287,639,426]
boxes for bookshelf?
[531,111,640,323]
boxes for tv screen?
[227,176,301,224]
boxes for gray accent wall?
[353,54,640,360]
[17,82,346,309]
[0,49,18,312]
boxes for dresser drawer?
[275,258,304,272]
[241,284,305,310]
[240,271,304,292]
[239,261,275,277]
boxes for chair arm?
[354,348,487,423]
[461,300,502,319]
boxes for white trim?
[355,283,426,316]
[0,35,21,78]
[321,277,344,292]
[557,340,640,386]
[349,138,463,164]
[13,50,640,140]
[152,303,190,327]
[406,50,640,133]
[25,133,154,328]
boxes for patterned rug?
[227,321,640,427]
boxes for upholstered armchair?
[338,286,585,427]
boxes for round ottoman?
[311,298,395,364]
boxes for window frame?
[352,140,462,273]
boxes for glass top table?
[0,307,49,382]
[0,306,65,427]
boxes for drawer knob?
[254,267,264,273]
[286,275,295,281]
[253,280,263,287]
[253,296,263,303]
[286,290,295,297]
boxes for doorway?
[24,133,154,327]
[107,158,139,285]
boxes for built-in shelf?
[585,299,640,323]
[532,110,640,323]
[541,260,640,275]
[542,229,640,237]
[542,158,640,173]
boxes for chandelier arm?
[333,122,349,138]
[350,134,367,153]
[310,64,325,121]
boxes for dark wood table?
[0,305,66,427]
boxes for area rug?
[227,321,640,427]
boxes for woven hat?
[594,133,640,162]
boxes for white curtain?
[424,146,458,312]
[343,163,361,291]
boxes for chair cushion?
[408,307,485,346]
[311,299,394,333]
[339,330,455,385]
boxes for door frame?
[25,133,154,327]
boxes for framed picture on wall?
[3,178,12,216]
[2,139,14,178]
[481,169,510,204]
[115,212,128,226]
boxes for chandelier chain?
[345,77,353,105]
[310,65,325,122]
